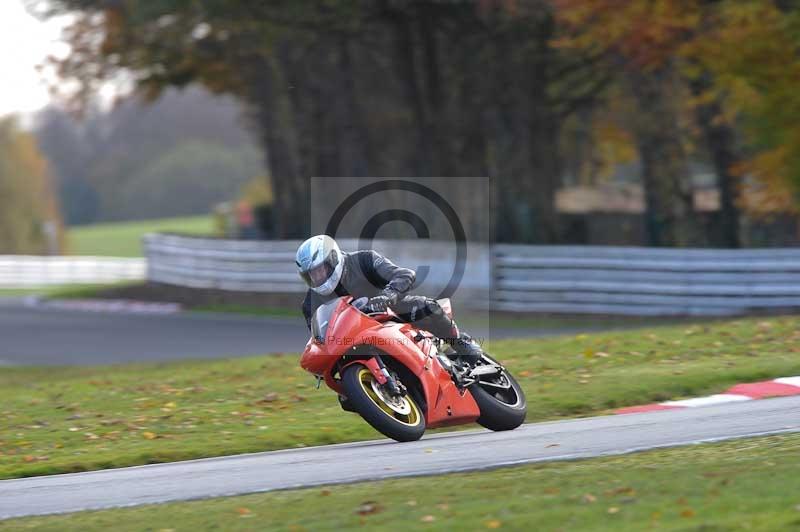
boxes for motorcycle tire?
[470,368,527,431]
[341,364,426,442]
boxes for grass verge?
[66,215,214,256]
[0,315,798,480]
[0,282,142,299]
[6,432,800,531]
[190,304,300,318]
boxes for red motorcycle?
[300,296,526,441]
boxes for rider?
[296,234,483,363]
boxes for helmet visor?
[299,250,340,289]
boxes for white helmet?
[295,235,344,295]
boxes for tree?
[35,86,266,223]
[555,0,709,246]
[0,117,63,254]
[688,1,800,220]
[31,0,609,243]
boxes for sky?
[0,1,69,118]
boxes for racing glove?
[365,288,399,313]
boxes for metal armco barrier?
[143,234,800,316]
[493,245,800,315]
[0,256,145,287]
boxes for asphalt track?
[0,301,592,366]
[2,396,799,520]
[0,302,306,365]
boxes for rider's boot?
[398,297,483,365]
[450,332,483,365]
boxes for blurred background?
[3,0,800,330]
[4,0,800,254]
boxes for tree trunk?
[525,13,561,243]
[691,75,740,248]
[391,11,435,177]
[628,66,701,247]
[242,49,308,238]
[335,35,372,178]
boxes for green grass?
[0,282,140,299]
[66,215,214,256]
[0,315,798,480]
[191,304,301,318]
[7,432,800,531]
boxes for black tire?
[341,364,426,442]
[470,369,527,431]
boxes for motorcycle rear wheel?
[341,365,426,442]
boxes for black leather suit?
[301,250,459,341]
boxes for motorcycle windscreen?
[311,298,340,343]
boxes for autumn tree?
[690,1,800,223]
[555,0,712,246]
[0,117,63,254]
[31,0,609,243]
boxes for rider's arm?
[301,291,316,330]
[370,251,416,295]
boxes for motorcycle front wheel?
[341,364,426,442]
[469,357,527,431]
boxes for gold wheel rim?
[357,368,421,427]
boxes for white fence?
[144,235,800,316]
[144,234,305,293]
[0,256,145,287]
[494,245,800,316]
[143,234,490,302]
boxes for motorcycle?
[300,296,527,442]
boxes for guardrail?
[0,256,145,287]
[143,234,800,316]
[493,245,800,315]
[143,234,491,299]
[144,234,306,292]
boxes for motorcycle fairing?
[300,297,479,428]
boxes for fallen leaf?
[421,515,435,522]
[320,489,331,496]
[681,509,695,518]
[260,392,279,403]
[356,501,383,515]
[236,507,254,518]
[406,500,417,506]
[582,494,597,503]
[486,520,502,528]
[437,503,450,511]
[544,487,560,495]
[608,507,619,514]
[142,431,157,440]
[518,370,532,377]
